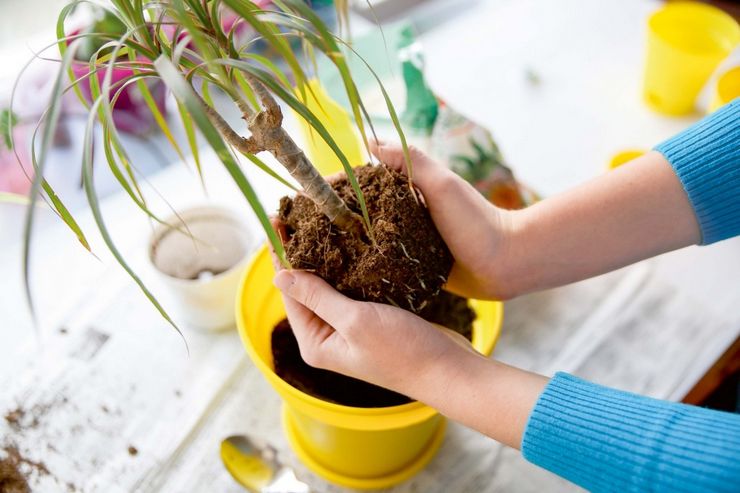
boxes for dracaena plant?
[13,0,411,336]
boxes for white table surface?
[1,1,739,492]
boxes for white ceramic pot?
[148,205,255,331]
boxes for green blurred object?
[398,26,438,135]
[320,23,536,210]
[76,8,128,62]
[1,109,19,150]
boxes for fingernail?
[274,271,295,292]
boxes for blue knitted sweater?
[521,99,740,492]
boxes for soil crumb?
[3,409,24,429]
[0,455,29,493]
[279,164,453,313]
[0,445,49,493]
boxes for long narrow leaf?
[10,34,92,248]
[154,55,289,267]
[82,98,187,350]
[22,40,83,325]
[221,0,310,95]
[176,101,205,186]
[334,36,414,182]
[130,53,188,165]
[243,153,298,192]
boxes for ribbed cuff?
[654,98,740,245]
[522,373,740,493]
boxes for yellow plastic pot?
[236,246,503,489]
[709,66,740,113]
[643,2,740,115]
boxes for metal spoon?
[220,435,311,493]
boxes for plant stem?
[195,81,365,237]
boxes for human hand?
[369,141,518,300]
[270,215,547,449]
[271,258,547,449]
[271,263,480,400]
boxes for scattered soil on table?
[0,455,30,493]
[2,396,81,491]
[0,445,49,493]
[279,164,453,312]
[271,292,476,407]
[3,409,25,429]
[4,402,51,432]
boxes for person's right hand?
[370,141,518,300]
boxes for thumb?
[370,140,406,170]
[370,140,448,193]
[274,270,351,329]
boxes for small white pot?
[148,205,256,331]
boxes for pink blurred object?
[71,61,167,136]
[221,1,272,36]
[0,129,33,195]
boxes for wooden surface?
[683,336,740,406]
[1,1,739,492]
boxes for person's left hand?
[270,231,548,451]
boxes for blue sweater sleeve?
[654,99,740,244]
[522,373,740,492]
[521,102,740,491]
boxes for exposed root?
[399,242,420,264]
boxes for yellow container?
[608,149,646,170]
[294,79,364,176]
[644,2,740,115]
[709,66,740,112]
[236,246,503,489]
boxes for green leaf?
[1,109,18,150]
[334,36,414,182]
[243,153,298,192]
[221,0,310,92]
[176,100,204,187]
[82,97,188,350]
[138,76,187,160]
[154,54,290,267]
[22,39,88,325]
